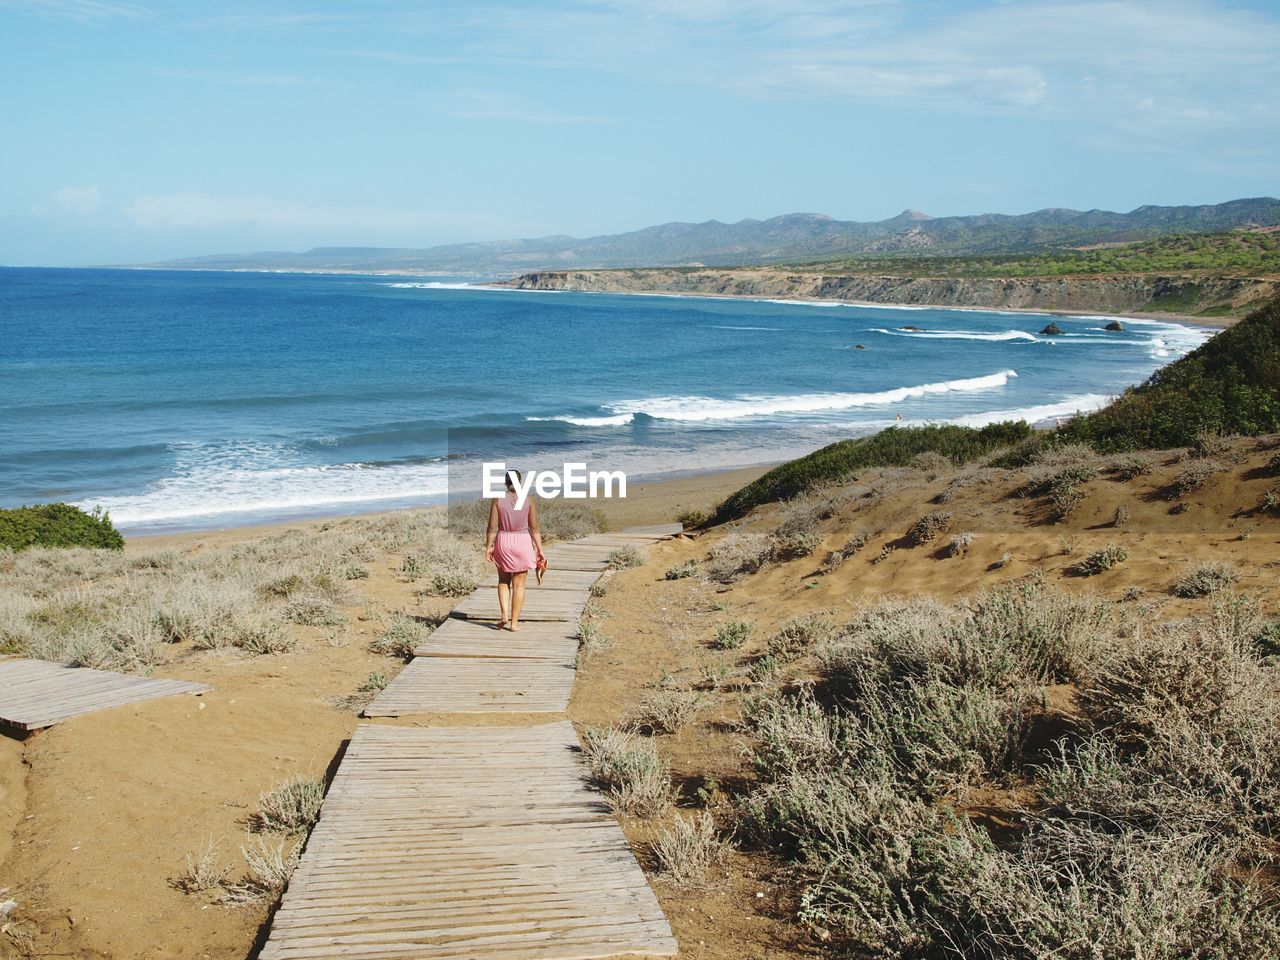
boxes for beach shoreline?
[96,264,1238,329]
[123,463,772,548]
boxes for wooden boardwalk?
[0,658,211,731]
[270,525,683,959]
[259,723,678,960]
[366,526,680,718]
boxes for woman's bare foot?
[508,623,522,632]
[495,620,508,630]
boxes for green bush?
[715,422,1033,520]
[0,503,124,551]
[1060,294,1280,451]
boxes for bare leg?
[509,571,527,631]
[496,572,512,628]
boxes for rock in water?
[1040,322,1063,336]
[1104,319,1125,331]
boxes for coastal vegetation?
[574,422,1280,960]
[714,421,1032,520]
[792,229,1280,279]
[0,503,123,551]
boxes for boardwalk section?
[259,722,678,960]
[365,525,680,718]
[0,658,211,731]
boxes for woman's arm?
[528,499,545,560]
[485,499,498,564]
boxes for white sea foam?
[598,370,1017,423]
[942,394,1114,428]
[872,328,1039,342]
[527,413,637,427]
[80,458,450,526]
[383,281,473,290]
[763,299,842,308]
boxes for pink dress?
[492,495,536,573]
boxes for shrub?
[606,545,643,570]
[770,528,821,559]
[905,512,951,546]
[626,689,700,734]
[1172,561,1240,598]
[1169,459,1224,498]
[369,613,421,659]
[176,839,228,893]
[0,503,124,551]
[932,467,999,504]
[419,569,479,598]
[580,727,673,817]
[1263,453,1280,477]
[664,559,698,580]
[820,531,871,572]
[1075,543,1129,576]
[578,619,612,654]
[716,422,1034,520]
[1107,452,1155,479]
[1191,429,1235,459]
[223,835,300,904]
[252,776,324,835]
[675,508,708,528]
[944,531,975,558]
[712,619,754,650]
[234,619,295,655]
[651,812,728,887]
[283,596,344,626]
[766,612,838,661]
[707,532,774,583]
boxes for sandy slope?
[4,446,1279,959]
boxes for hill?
[713,291,1280,518]
[143,198,1280,275]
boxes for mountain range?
[145,197,1280,276]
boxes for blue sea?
[0,267,1211,533]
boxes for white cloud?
[49,185,100,215]
[121,192,511,239]
[0,0,144,21]
[150,67,339,88]
[430,0,1280,140]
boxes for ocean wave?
[80,458,451,526]
[872,328,1039,342]
[710,324,784,331]
[942,394,1114,428]
[383,281,473,290]
[762,299,842,308]
[527,413,637,427]
[599,370,1018,423]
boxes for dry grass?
[176,839,229,893]
[1075,543,1129,576]
[626,689,701,735]
[0,508,480,672]
[251,777,324,836]
[712,619,754,650]
[905,511,951,546]
[1169,459,1226,499]
[580,727,673,817]
[706,531,774,583]
[1172,561,1240,598]
[820,530,873,572]
[368,613,424,660]
[734,583,1280,957]
[766,612,838,661]
[651,812,729,888]
[606,545,644,570]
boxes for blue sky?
[2,0,1278,265]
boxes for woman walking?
[484,470,546,631]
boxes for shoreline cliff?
[500,269,1278,322]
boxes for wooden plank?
[0,659,212,731]
[414,618,579,660]
[363,659,577,715]
[260,723,676,960]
